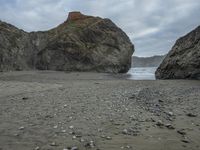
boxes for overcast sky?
[0,0,200,57]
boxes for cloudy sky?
[0,0,200,57]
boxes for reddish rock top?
[67,11,89,21]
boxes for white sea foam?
[127,67,157,80]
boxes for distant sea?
[127,67,157,80]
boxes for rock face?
[0,21,36,71]
[156,26,200,79]
[0,12,134,73]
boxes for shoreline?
[0,71,200,150]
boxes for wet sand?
[0,71,200,150]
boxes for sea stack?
[0,11,134,73]
[156,26,200,79]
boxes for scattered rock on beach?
[18,126,25,130]
[181,138,190,143]
[186,113,197,117]
[177,129,187,136]
[165,124,175,130]
[156,120,164,127]
[50,142,57,146]
[34,146,40,150]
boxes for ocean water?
[127,67,157,80]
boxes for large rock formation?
[156,26,200,79]
[0,12,134,73]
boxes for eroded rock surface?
[156,26,200,79]
[0,12,134,73]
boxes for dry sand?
[0,71,200,150]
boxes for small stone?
[156,120,164,127]
[61,130,66,133]
[177,129,186,135]
[69,131,75,135]
[150,118,156,122]
[63,104,67,107]
[69,125,74,129]
[85,141,95,148]
[72,135,76,139]
[53,125,58,129]
[89,141,95,148]
[106,136,112,140]
[122,129,128,134]
[50,142,57,146]
[181,138,190,143]
[167,112,174,116]
[71,146,78,150]
[165,124,175,130]
[125,145,132,149]
[19,126,25,130]
[22,97,29,100]
[80,138,85,142]
[14,133,19,136]
[186,113,197,117]
[35,146,40,150]
[75,134,82,138]
[98,128,103,132]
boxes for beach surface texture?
[0,71,200,150]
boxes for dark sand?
[0,71,200,150]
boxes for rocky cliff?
[0,21,36,71]
[156,26,200,79]
[0,12,134,73]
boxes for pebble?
[50,142,57,146]
[177,129,186,135]
[186,113,197,117]
[71,146,78,150]
[18,126,25,130]
[106,136,112,140]
[80,138,85,142]
[69,131,75,135]
[69,125,74,129]
[121,145,132,149]
[167,111,174,116]
[53,125,58,129]
[85,141,95,148]
[156,120,164,127]
[35,146,40,150]
[98,128,103,132]
[14,133,19,136]
[181,138,190,143]
[22,97,29,100]
[165,124,175,130]
[122,129,128,135]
